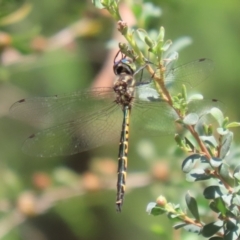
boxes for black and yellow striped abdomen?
[116,106,131,212]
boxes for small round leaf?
[209,157,222,168]
[217,127,229,135]
[143,2,162,18]
[219,132,233,159]
[136,29,150,43]
[92,0,104,8]
[182,154,201,173]
[188,94,203,101]
[185,192,200,221]
[183,113,199,125]
[183,224,201,234]
[146,202,156,214]
[215,197,227,215]
[186,169,211,182]
[146,203,165,216]
[226,218,237,231]
[219,163,234,186]
[200,136,218,147]
[233,165,240,181]
[203,186,223,199]
[162,39,172,51]
[210,107,224,126]
[202,220,223,237]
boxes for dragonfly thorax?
[113,57,136,107]
[113,74,135,107]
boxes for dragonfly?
[10,51,214,212]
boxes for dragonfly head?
[113,58,136,76]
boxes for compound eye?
[115,66,124,75]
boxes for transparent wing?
[131,100,178,135]
[187,98,223,116]
[10,64,218,158]
[10,88,115,128]
[131,58,215,135]
[22,104,123,157]
[163,58,214,92]
[130,98,222,136]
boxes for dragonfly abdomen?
[116,106,131,212]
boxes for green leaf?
[217,127,229,135]
[215,197,227,216]
[188,93,203,101]
[183,113,199,125]
[234,185,240,192]
[146,203,165,216]
[165,36,192,53]
[226,218,237,231]
[231,195,240,216]
[200,136,218,147]
[220,132,233,159]
[142,2,162,18]
[209,237,224,240]
[202,220,223,237]
[92,0,105,9]
[165,51,178,62]
[186,169,211,182]
[233,165,240,181]
[219,163,234,186]
[209,201,220,213]
[185,192,200,221]
[203,186,223,199]
[183,224,201,234]
[167,212,181,219]
[209,157,222,168]
[222,117,229,128]
[162,39,172,51]
[153,40,163,58]
[210,107,224,126]
[200,155,209,163]
[173,204,183,213]
[136,28,150,43]
[181,84,187,101]
[182,154,201,173]
[173,222,188,229]
[221,194,232,205]
[224,228,239,240]
[151,207,166,216]
[226,122,240,128]
[145,36,155,49]
[146,202,156,214]
[156,26,165,42]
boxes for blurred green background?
[1,0,240,239]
